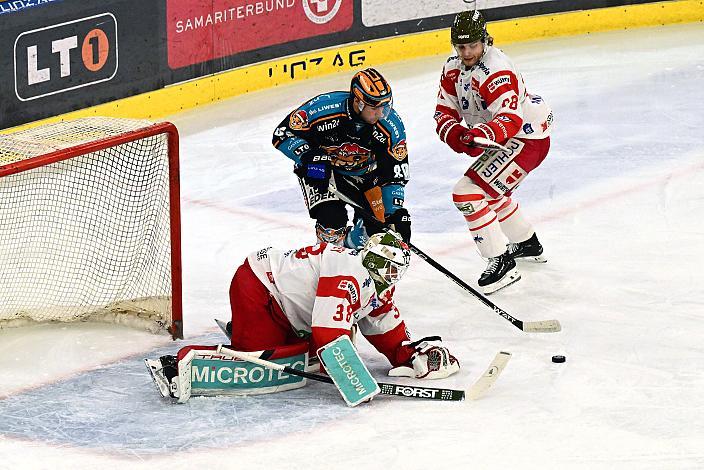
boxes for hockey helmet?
[350,68,393,118]
[451,10,488,45]
[360,231,411,293]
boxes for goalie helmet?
[451,10,488,45]
[360,231,411,293]
[350,68,393,118]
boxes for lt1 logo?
[14,13,118,101]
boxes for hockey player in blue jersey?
[272,68,411,249]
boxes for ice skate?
[144,355,179,399]
[478,251,520,295]
[507,233,546,263]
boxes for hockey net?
[0,117,182,338]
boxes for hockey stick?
[330,186,560,333]
[466,351,511,400]
[472,136,510,153]
[458,133,511,153]
[216,345,465,402]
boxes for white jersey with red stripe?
[435,45,553,144]
[246,243,411,363]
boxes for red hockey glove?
[460,127,489,157]
[437,113,473,154]
[443,123,473,154]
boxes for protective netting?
[0,118,176,334]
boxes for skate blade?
[514,254,547,263]
[144,359,173,400]
[305,355,321,373]
[482,269,521,295]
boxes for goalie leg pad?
[146,343,311,403]
[181,343,309,400]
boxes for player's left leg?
[343,178,412,249]
[461,136,550,273]
[488,195,546,262]
[501,136,550,262]
[298,173,349,245]
[452,177,518,294]
[381,183,411,242]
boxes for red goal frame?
[0,122,183,339]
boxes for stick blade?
[523,319,562,333]
[467,351,511,400]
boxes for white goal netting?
[0,117,181,336]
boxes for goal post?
[0,117,183,339]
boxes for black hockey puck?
[551,355,566,363]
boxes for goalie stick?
[330,186,561,333]
[216,345,465,402]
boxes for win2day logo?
[14,13,118,101]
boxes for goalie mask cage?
[0,117,183,339]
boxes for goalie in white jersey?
[435,10,554,294]
[221,231,459,380]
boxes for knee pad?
[487,196,518,222]
[452,177,488,217]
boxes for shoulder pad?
[377,110,406,143]
[480,47,514,74]
[299,91,348,120]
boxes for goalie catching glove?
[388,336,460,380]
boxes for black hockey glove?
[295,153,332,192]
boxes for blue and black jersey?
[273,91,409,186]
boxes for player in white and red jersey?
[222,232,459,380]
[434,10,554,294]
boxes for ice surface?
[1,23,703,469]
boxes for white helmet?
[360,231,411,293]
